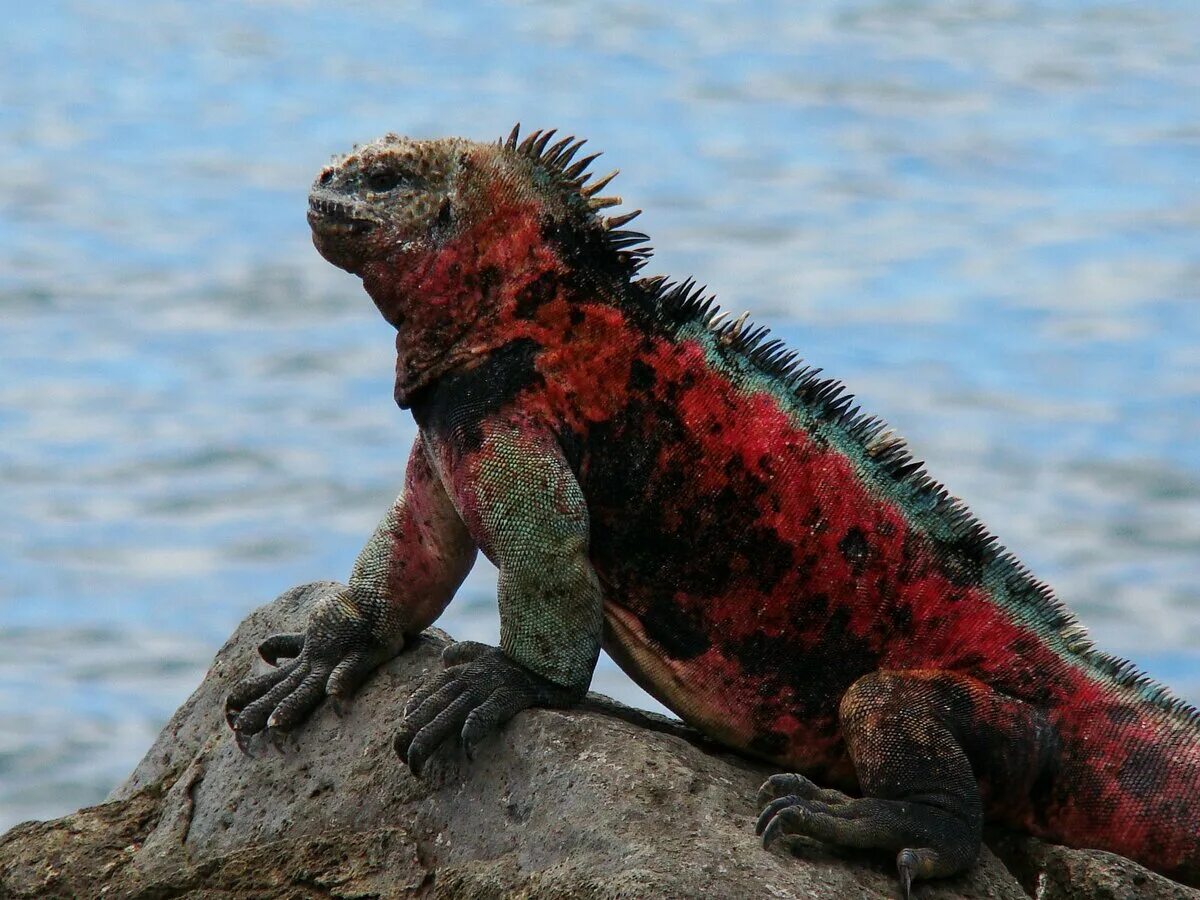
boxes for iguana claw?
[258,632,305,666]
[755,794,800,840]
[897,849,917,900]
[234,728,255,757]
[265,725,290,753]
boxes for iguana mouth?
[307,195,379,236]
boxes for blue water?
[1,0,1198,830]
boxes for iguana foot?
[225,582,402,751]
[756,783,959,900]
[394,640,583,776]
[752,671,1040,898]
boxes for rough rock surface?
[1,583,1196,899]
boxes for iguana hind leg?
[757,670,1054,899]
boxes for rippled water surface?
[1,1,1198,829]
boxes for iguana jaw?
[307,193,385,272]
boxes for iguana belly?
[602,600,856,785]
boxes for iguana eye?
[365,170,405,192]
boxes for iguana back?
[419,239,1200,885]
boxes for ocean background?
[1,0,1197,830]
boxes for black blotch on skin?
[586,392,795,601]
[802,503,827,532]
[585,397,675,554]
[750,528,796,593]
[794,552,821,587]
[478,265,500,298]
[891,604,914,638]
[627,358,656,392]
[641,594,711,660]
[939,529,996,586]
[733,609,879,720]
[1115,740,1169,796]
[1009,636,1037,658]
[1027,730,1061,810]
[543,217,638,287]
[513,270,559,319]
[953,651,985,671]
[838,527,870,576]
[895,530,929,585]
[794,592,830,625]
[1104,704,1139,727]
[411,338,543,450]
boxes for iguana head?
[307,134,469,277]
[307,127,647,405]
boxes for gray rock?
[0,583,1194,899]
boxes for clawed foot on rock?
[756,772,964,900]
[224,583,400,754]
[394,640,583,776]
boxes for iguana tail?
[1040,691,1200,887]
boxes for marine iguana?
[225,126,1200,897]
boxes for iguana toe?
[233,663,311,734]
[755,794,801,837]
[460,687,523,760]
[394,643,583,777]
[226,586,402,747]
[258,632,305,666]
[398,680,478,776]
[758,798,809,849]
[441,640,493,666]
[225,662,297,728]
[265,669,328,730]
[756,772,848,809]
[401,663,459,720]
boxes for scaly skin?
[227,126,1200,896]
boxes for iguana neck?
[361,197,624,408]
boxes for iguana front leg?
[225,435,476,748]
[394,418,603,775]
